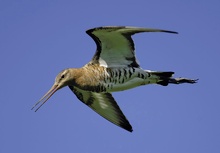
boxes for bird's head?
[31,69,73,112]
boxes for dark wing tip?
[122,123,133,132]
[118,116,133,132]
[161,30,178,34]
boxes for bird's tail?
[149,71,198,86]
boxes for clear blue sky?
[1,1,219,153]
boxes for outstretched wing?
[86,26,177,68]
[69,86,133,132]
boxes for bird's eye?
[61,74,65,79]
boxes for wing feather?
[86,26,177,68]
[69,86,133,132]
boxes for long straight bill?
[31,84,58,112]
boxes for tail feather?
[150,71,174,86]
[169,78,198,84]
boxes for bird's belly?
[100,67,151,92]
[105,77,145,92]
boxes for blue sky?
[1,0,220,153]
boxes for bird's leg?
[169,77,198,84]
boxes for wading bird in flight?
[32,26,197,132]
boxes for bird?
[32,26,198,132]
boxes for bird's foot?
[169,78,198,84]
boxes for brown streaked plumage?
[32,26,198,132]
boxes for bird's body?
[32,26,197,132]
[68,65,155,93]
